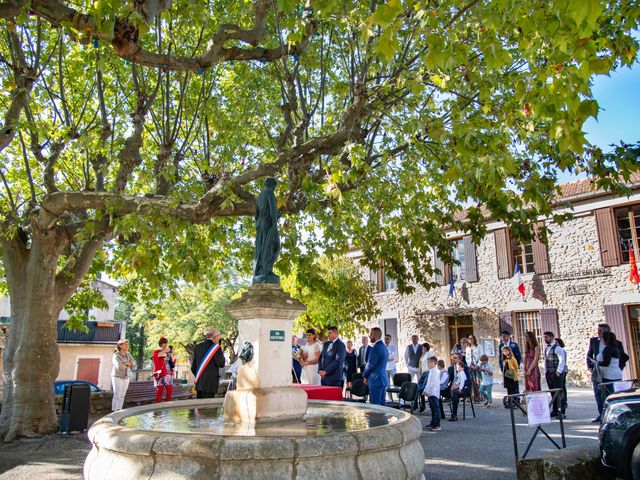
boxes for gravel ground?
[0,388,601,480]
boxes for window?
[369,266,396,292]
[615,205,640,263]
[452,239,466,282]
[511,239,535,274]
[514,311,542,349]
[383,271,397,291]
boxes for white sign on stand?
[613,381,633,392]
[526,392,552,426]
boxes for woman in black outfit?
[344,340,358,389]
[596,331,624,406]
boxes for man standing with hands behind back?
[318,326,346,387]
[364,327,389,405]
[191,328,226,399]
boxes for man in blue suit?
[319,326,346,388]
[363,327,389,405]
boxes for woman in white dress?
[300,328,322,385]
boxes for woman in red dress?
[523,331,541,392]
[152,337,174,402]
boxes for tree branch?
[28,0,317,72]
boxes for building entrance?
[447,315,474,352]
[628,305,640,379]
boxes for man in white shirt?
[385,334,397,394]
[424,356,442,432]
[404,335,421,382]
[543,331,567,417]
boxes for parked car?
[54,380,103,395]
[599,387,640,480]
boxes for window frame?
[614,204,640,264]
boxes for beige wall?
[57,344,116,390]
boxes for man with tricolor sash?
[191,328,226,399]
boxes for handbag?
[504,368,516,380]
[590,356,603,383]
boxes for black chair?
[345,379,369,403]
[387,373,411,401]
[386,382,419,414]
[352,372,363,381]
[459,389,476,420]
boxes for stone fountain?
[84,178,424,479]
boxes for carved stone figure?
[252,178,280,284]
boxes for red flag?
[630,248,640,285]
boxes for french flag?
[513,261,525,297]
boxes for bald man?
[191,328,226,399]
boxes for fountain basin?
[84,398,425,479]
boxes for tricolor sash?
[194,341,221,385]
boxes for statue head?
[264,177,277,190]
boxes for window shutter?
[433,248,446,286]
[595,208,622,267]
[532,223,550,274]
[499,311,513,334]
[377,268,384,293]
[494,228,513,279]
[463,235,478,283]
[604,304,631,379]
[540,308,559,337]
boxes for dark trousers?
[545,372,565,414]
[369,386,386,405]
[321,377,344,388]
[593,381,604,414]
[440,389,449,418]
[428,395,441,428]
[598,378,620,410]
[451,389,461,417]
[196,390,216,399]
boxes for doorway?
[447,315,474,351]
[627,305,640,379]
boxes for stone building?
[349,174,640,384]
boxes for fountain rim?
[99,398,414,437]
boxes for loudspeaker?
[60,383,90,434]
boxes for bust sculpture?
[252,177,280,284]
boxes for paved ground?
[0,388,601,479]
[419,386,601,480]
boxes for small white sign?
[482,338,496,357]
[613,381,634,392]
[526,392,552,426]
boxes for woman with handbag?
[597,331,624,408]
[502,346,520,407]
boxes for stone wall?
[352,206,640,385]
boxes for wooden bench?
[123,381,194,406]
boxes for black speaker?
[60,383,90,434]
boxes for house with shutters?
[0,278,123,398]
[348,173,640,384]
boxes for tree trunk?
[0,232,65,441]
[137,322,145,370]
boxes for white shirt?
[453,369,467,389]
[465,345,482,366]
[545,342,567,375]
[419,350,435,372]
[386,343,397,370]
[439,370,450,390]
[424,366,441,397]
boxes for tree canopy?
[0,0,639,440]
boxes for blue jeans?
[428,395,441,428]
[369,385,386,405]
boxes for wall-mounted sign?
[482,338,496,357]
[270,330,285,342]
[540,267,609,282]
[566,285,589,296]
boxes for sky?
[556,61,640,184]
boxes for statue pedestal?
[223,284,308,424]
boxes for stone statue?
[252,177,280,284]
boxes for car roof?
[606,387,640,404]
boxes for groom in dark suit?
[319,326,346,388]
[363,327,389,405]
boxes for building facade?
[350,176,640,384]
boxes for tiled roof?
[57,321,122,344]
[557,172,640,201]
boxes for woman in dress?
[523,331,541,392]
[300,328,322,385]
[111,339,134,411]
[460,337,469,366]
[152,337,174,402]
[344,340,358,389]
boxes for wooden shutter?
[433,248,445,286]
[494,228,513,279]
[463,235,478,283]
[532,223,550,274]
[540,308,559,337]
[384,318,398,344]
[499,311,513,334]
[77,358,100,385]
[377,268,384,293]
[604,304,632,379]
[595,208,622,267]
